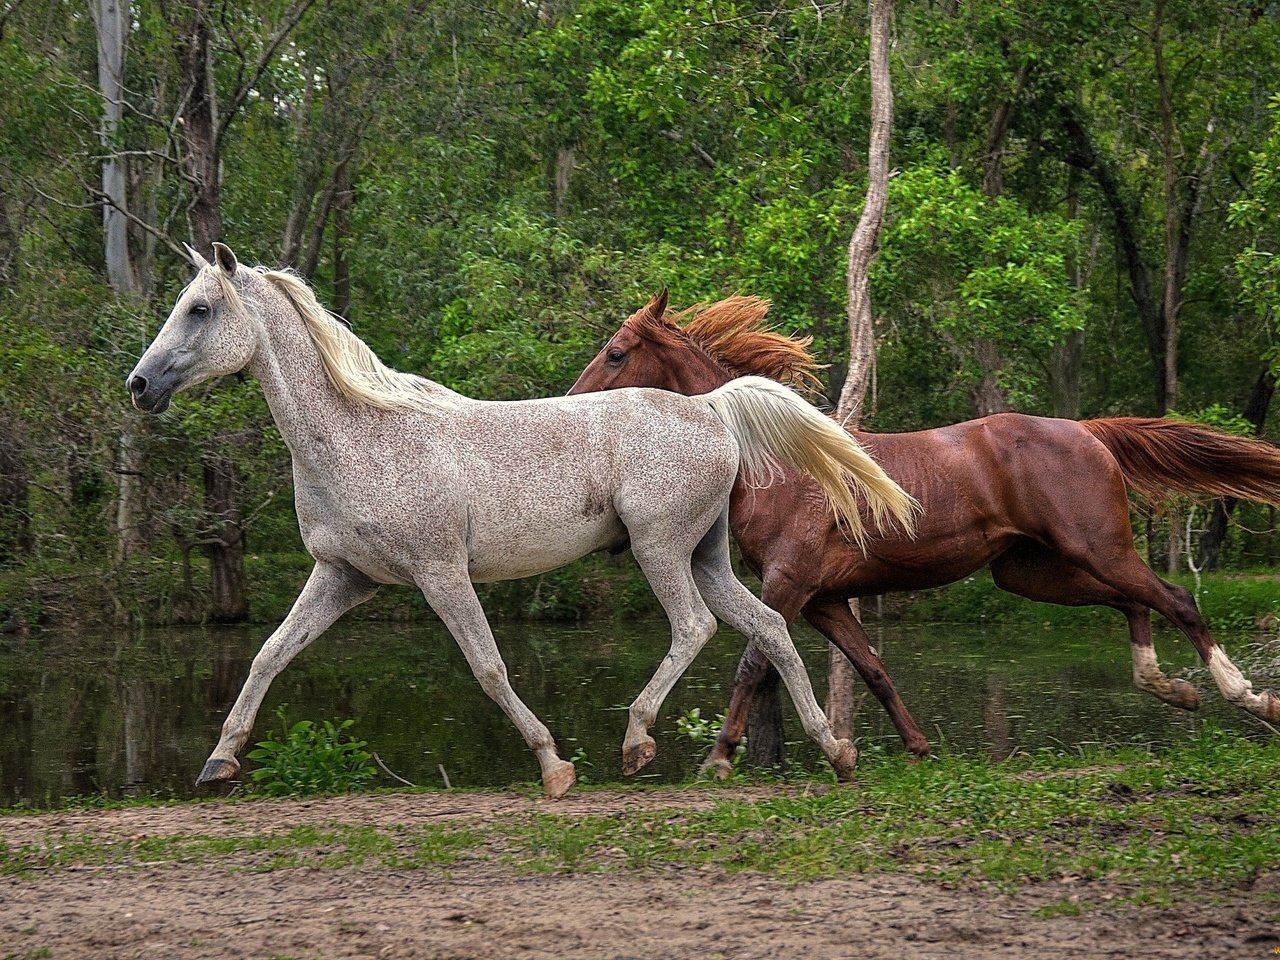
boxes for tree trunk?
[202,453,248,622]
[94,0,150,562]
[0,414,31,562]
[176,0,222,251]
[980,60,1031,199]
[551,145,575,217]
[1050,169,1094,419]
[966,56,1028,419]
[747,0,893,758]
[829,0,895,742]
[0,181,18,286]
[971,339,1010,417]
[1059,104,1166,413]
[835,0,892,424]
[173,1,249,621]
[744,670,785,770]
[94,0,134,292]
[332,160,354,319]
[1198,369,1276,569]
[1154,0,1180,418]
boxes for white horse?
[127,243,918,798]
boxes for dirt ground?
[2,788,1277,960]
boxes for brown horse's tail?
[1082,417,1280,505]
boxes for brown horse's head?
[568,292,822,398]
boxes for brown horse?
[569,292,1280,776]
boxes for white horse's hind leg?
[200,561,378,785]
[419,570,575,799]
[620,542,718,776]
[691,513,858,781]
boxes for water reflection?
[0,618,1255,806]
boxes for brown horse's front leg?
[700,643,775,779]
[802,599,932,758]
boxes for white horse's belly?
[466,512,626,583]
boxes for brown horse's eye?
[606,349,625,364]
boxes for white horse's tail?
[703,376,919,547]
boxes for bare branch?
[29,177,188,262]
[658,129,717,170]
[217,0,320,144]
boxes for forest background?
[4,0,1280,629]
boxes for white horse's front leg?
[419,569,575,799]
[199,560,378,785]
[692,540,858,781]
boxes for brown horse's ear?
[211,241,239,277]
[647,288,669,321]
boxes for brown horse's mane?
[625,295,824,394]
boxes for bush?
[245,705,377,796]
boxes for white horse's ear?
[184,242,211,270]
[211,242,239,277]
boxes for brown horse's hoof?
[1165,679,1200,711]
[622,736,657,777]
[542,759,576,800]
[906,738,933,760]
[196,756,240,786]
[699,756,734,781]
[830,739,858,783]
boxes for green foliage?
[1168,404,1255,437]
[1232,94,1280,376]
[245,705,377,797]
[6,730,1280,908]
[876,164,1085,408]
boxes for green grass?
[495,729,1280,897]
[0,822,481,877]
[4,729,1278,910]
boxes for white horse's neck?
[245,286,395,472]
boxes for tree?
[828,0,894,744]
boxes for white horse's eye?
[190,303,210,317]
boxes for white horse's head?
[127,242,260,413]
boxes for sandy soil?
[2,788,1276,960]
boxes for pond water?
[0,614,1258,807]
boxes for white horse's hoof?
[197,756,240,786]
[543,760,576,800]
[830,739,858,782]
[622,736,657,776]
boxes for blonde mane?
[207,265,458,412]
[626,295,824,395]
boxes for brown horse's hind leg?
[801,599,932,757]
[692,521,858,783]
[701,565,811,779]
[990,542,1199,710]
[701,643,775,780]
[702,580,932,776]
[1033,523,1280,725]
